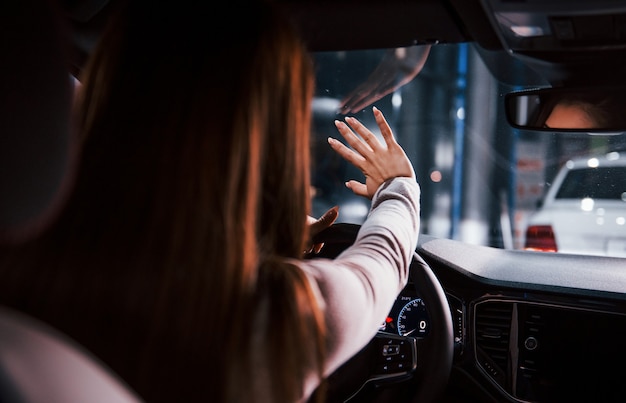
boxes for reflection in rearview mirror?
[505,87,626,133]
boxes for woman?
[0,1,420,402]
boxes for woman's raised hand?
[329,107,415,199]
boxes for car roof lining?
[60,0,626,87]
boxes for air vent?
[475,301,513,390]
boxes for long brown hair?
[0,1,326,401]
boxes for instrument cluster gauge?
[380,294,430,337]
[397,297,429,337]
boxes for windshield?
[311,43,626,257]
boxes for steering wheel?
[308,223,454,403]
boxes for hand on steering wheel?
[305,206,339,255]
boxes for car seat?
[0,0,142,401]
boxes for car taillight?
[524,225,557,252]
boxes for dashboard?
[311,224,626,402]
[417,235,626,403]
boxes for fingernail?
[327,137,336,144]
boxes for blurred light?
[340,200,370,222]
[392,92,402,108]
[510,25,544,37]
[617,217,626,225]
[596,217,605,225]
[565,160,574,169]
[607,151,620,161]
[459,219,488,246]
[456,107,465,120]
[581,197,594,211]
[312,96,341,114]
[430,170,442,183]
[587,158,599,168]
[434,140,454,168]
[621,192,626,202]
[596,208,605,215]
[428,216,451,239]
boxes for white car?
[525,152,626,257]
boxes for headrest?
[0,0,74,243]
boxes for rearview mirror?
[505,87,626,133]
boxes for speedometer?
[397,298,429,337]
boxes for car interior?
[2,0,626,402]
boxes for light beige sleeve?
[297,177,420,400]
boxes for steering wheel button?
[375,363,391,373]
[383,344,400,356]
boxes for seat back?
[0,0,74,243]
[0,306,142,403]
